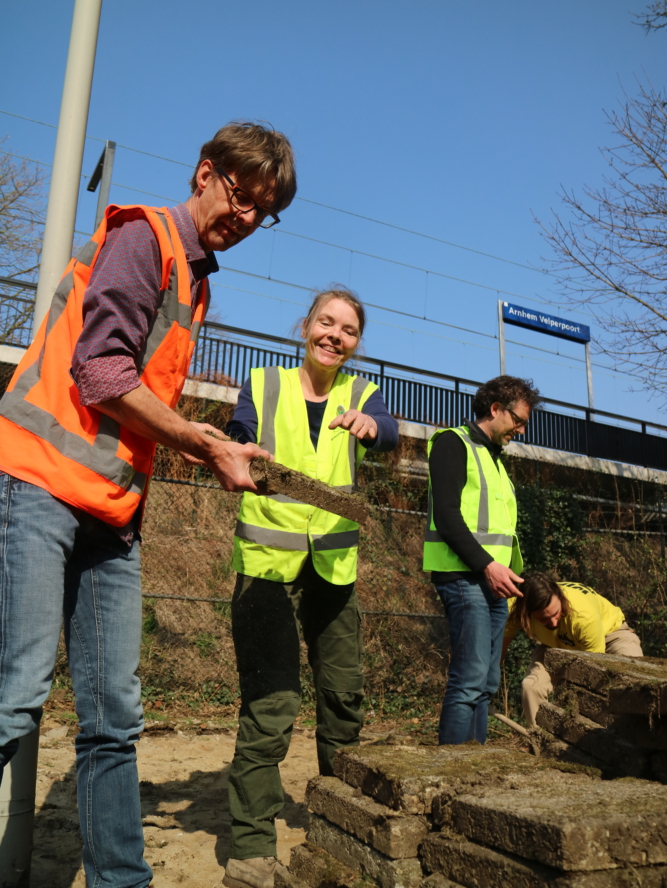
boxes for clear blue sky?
[1,0,665,424]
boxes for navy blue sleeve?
[360,388,399,452]
[225,377,258,445]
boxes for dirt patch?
[31,721,319,888]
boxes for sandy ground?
[30,718,322,888]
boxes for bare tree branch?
[0,137,45,344]
[537,77,667,402]
[633,0,667,32]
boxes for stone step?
[535,702,651,777]
[430,765,597,828]
[289,842,367,888]
[307,815,423,888]
[333,744,593,814]
[553,685,667,750]
[449,777,667,871]
[421,832,667,888]
[420,875,466,888]
[544,649,667,718]
[306,776,429,859]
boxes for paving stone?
[249,457,369,524]
[289,842,366,888]
[554,685,667,750]
[307,815,423,888]
[420,875,465,888]
[544,649,667,718]
[449,777,667,871]
[421,832,667,888]
[651,751,667,784]
[333,744,594,814]
[306,776,428,858]
[275,865,311,888]
[536,702,651,777]
[430,766,595,828]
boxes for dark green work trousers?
[228,556,364,859]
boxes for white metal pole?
[32,0,103,336]
[585,341,594,410]
[94,140,116,230]
[0,730,40,885]
[498,300,506,375]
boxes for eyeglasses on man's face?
[215,168,280,229]
[506,406,530,430]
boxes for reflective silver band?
[235,521,359,552]
[348,375,370,486]
[0,360,147,494]
[312,529,359,551]
[259,366,281,454]
[423,529,513,548]
[456,428,489,533]
[235,520,309,551]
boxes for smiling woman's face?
[302,297,361,372]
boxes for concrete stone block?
[535,702,651,777]
[449,778,667,871]
[420,875,465,888]
[275,865,311,888]
[306,776,428,858]
[543,649,667,718]
[421,832,667,888]
[529,729,598,771]
[307,815,422,888]
[430,765,596,828]
[554,686,667,750]
[651,751,667,784]
[333,744,594,814]
[249,458,369,524]
[289,842,366,888]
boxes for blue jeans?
[434,576,508,745]
[0,475,152,888]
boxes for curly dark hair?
[471,375,541,419]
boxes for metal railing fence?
[194,321,667,472]
[2,288,667,472]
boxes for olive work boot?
[223,856,286,888]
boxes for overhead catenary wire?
[0,108,555,277]
[2,121,635,381]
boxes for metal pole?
[0,730,39,886]
[32,0,103,336]
[585,341,594,410]
[498,300,506,375]
[88,140,116,230]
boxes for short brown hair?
[472,375,541,419]
[190,121,297,212]
[507,571,572,638]
[300,287,367,341]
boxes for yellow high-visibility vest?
[233,366,377,584]
[422,425,523,573]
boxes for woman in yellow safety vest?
[502,571,643,726]
[222,288,398,888]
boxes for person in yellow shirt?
[502,572,643,726]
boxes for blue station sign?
[502,302,590,344]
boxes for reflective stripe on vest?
[233,366,375,584]
[0,205,208,525]
[423,425,521,573]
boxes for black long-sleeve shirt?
[429,419,504,583]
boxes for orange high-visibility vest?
[0,204,209,526]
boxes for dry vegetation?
[39,394,667,730]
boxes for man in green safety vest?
[423,375,541,745]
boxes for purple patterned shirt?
[72,203,218,405]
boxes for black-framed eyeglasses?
[507,407,530,430]
[215,168,280,229]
